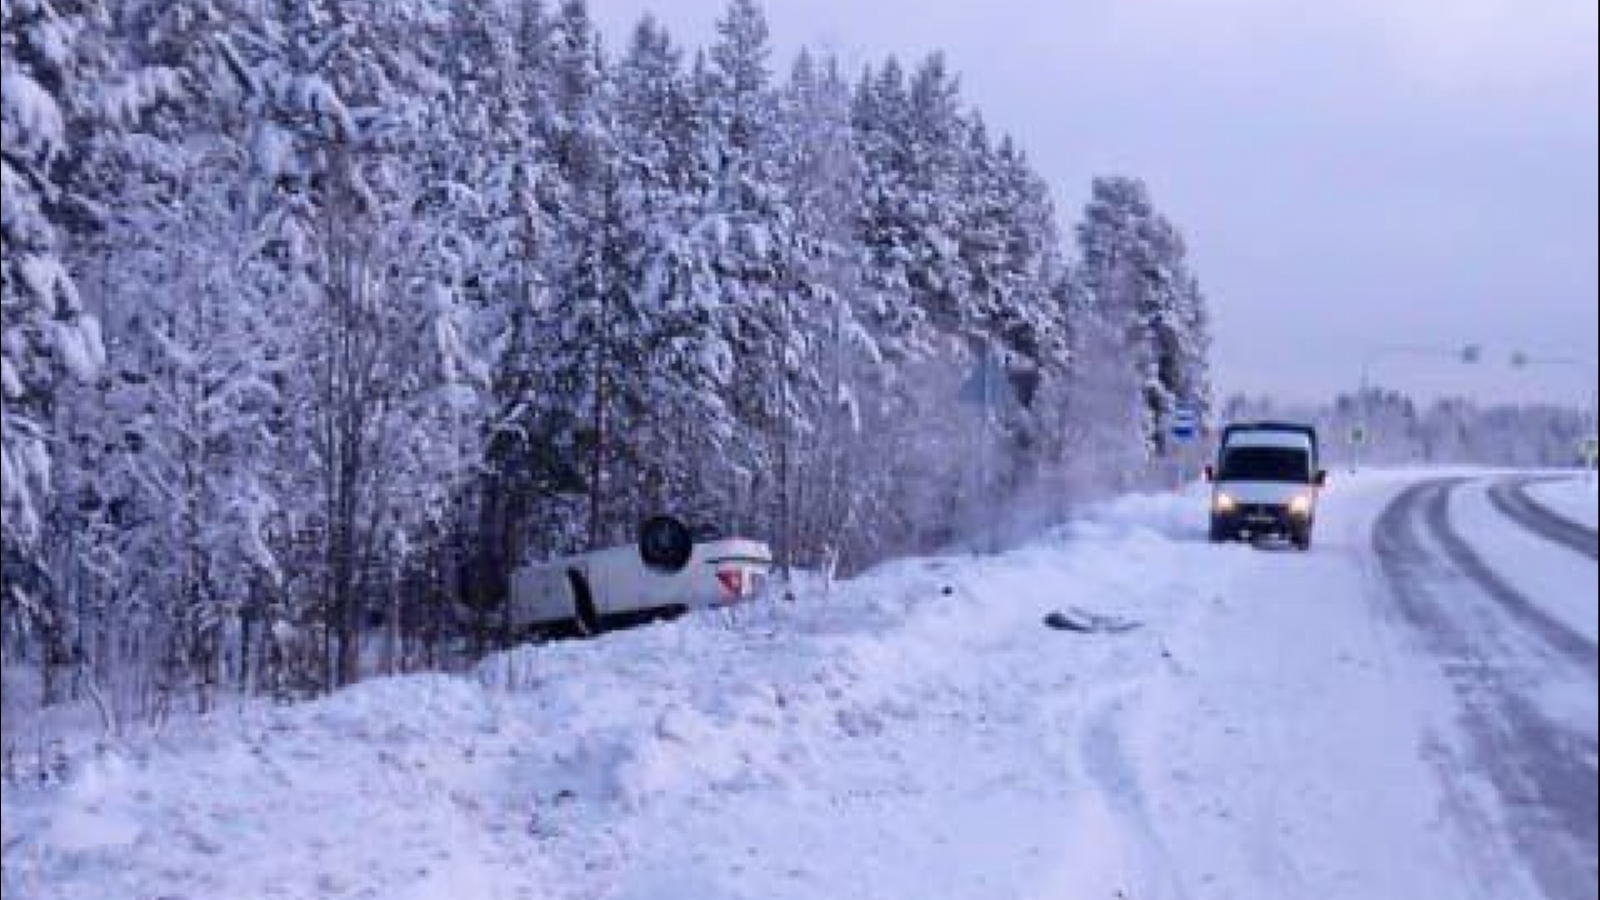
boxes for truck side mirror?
[1203,464,1215,482]
[1314,469,1328,488]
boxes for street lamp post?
[1353,343,1482,470]
[1509,352,1599,480]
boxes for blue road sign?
[958,351,1018,413]
[1170,406,1199,442]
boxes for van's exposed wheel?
[566,569,601,636]
[639,515,694,572]
[1208,519,1230,543]
[1292,528,1313,551]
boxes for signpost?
[958,350,1018,413]
[1170,406,1200,444]
[1166,405,1202,489]
[1509,350,1598,484]
[1354,342,1483,472]
[958,345,1015,553]
[1346,424,1369,473]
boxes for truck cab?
[1205,422,1327,550]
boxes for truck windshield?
[1218,446,1311,483]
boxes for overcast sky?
[591,0,1599,408]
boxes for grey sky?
[591,0,1599,407]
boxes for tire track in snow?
[1067,679,1204,900]
[1424,479,1598,676]
[1487,477,1600,563]
[1375,478,1598,900]
[1373,479,1544,900]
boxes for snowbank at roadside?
[1524,474,1599,529]
[1,487,1209,900]
[1450,478,1599,644]
[7,474,1515,900]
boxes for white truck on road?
[1205,421,1328,549]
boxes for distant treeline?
[1223,390,1591,468]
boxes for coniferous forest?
[7,0,1295,719]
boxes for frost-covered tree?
[846,50,1082,553]
[1072,175,1211,459]
[964,132,1072,519]
[696,0,803,541]
[777,49,877,568]
[214,0,489,687]
[527,0,634,551]
[2,0,113,668]
[610,14,736,530]
[419,0,555,645]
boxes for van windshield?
[1218,446,1311,483]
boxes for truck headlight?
[1213,492,1237,513]
[1289,493,1313,516]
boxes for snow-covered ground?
[3,471,1593,900]
[1525,475,1600,529]
[1451,478,1599,645]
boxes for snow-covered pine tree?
[1,0,114,697]
[851,57,926,367]
[960,130,1072,524]
[611,14,738,531]
[699,0,801,540]
[1071,175,1210,463]
[217,0,487,688]
[53,0,290,718]
[1073,176,1159,456]
[528,0,637,552]
[1138,211,1212,452]
[777,48,878,570]
[851,52,1023,553]
[901,53,972,337]
[420,0,555,652]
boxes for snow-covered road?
[1375,477,1597,900]
[4,471,1596,900]
[1525,476,1600,532]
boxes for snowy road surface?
[3,472,1596,900]
[1375,477,1597,900]
[1524,476,1600,532]
[1488,476,1600,562]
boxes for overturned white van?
[506,517,773,636]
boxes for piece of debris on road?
[1042,607,1142,633]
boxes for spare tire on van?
[638,515,694,572]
